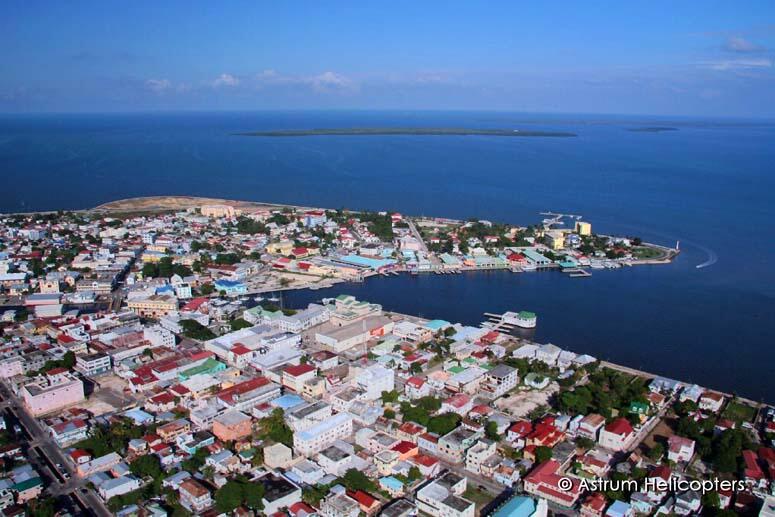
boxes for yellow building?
[201,204,238,218]
[127,295,178,318]
[269,240,295,256]
[575,221,592,236]
[545,230,566,250]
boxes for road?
[0,382,113,517]
[406,219,430,254]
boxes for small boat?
[254,296,265,302]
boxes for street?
[0,382,113,517]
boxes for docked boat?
[502,310,538,328]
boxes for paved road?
[0,382,113,517]
[406,219,430,254]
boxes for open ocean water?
[1,111,773,400]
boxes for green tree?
[130,454,162,479]
[230,318,252,331]
[381,390,400,404]
[535,446,553,463]
[215,481,244,513]
[485,420,500,441]
[383,408,396,420]
[341,468,376,492]
[427,412,461,436]
[648,443,664,462]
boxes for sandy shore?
[93,195,300,213]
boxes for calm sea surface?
[1,111,773,400]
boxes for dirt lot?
[494,382,559,418]
[79,374,139,416]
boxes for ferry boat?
[502,310,538,329]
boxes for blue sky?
[2,1,775,116]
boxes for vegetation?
[72,417,147,457]
[230,318,252,331]
[358,211,395,241]
[179,319,216,340]
[341,468,377,492]
[556,367,648,419]
[257,408,294,448]
[142,256,192,278]
[215,478,265,513]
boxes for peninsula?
[0,196,767,517]
[236,127,577,137]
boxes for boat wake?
[695,245,718,269]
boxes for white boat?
[502,310,538,329]
[522,264,538,272]
[253,296,265,302]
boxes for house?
[346,489,380,515]
[404,377,431,400]
[264,442,293,469]
[259,474,302,515]
[523,460,581,507]
[179,479,212,513]
[577,414,606,441]
[416,471,475,517]
[667,436,695,463]
[598,418,635,452]
[212,410,252,442]
[698,391,725,413]
[480,364,518,399]
[320,491,360,517]
[437,427,483,463]
[293,413,353,456]
[98,475,142,501]
[507,420,533,447]
[465,439,497,475]
[581,493,608,517]
[354,364,395,400]
[283,363,318,392]
[442,393,473,416]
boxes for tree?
[381,390,400,404]
[130,454,162,479]
[179,319,216,340]
[383,408,396,420]
[230,318,252,331]
[341,468,376,492]
[427,412,461,436]
[535,446,553,463]
[410,362,423,374]
[485,420,500,441]
[648,443,664,462]
[215,481,244,513]
[258,408,294,448]
[408,466,422,482]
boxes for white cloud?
[212,73,240,87]
[145,79,172,93]
[698,58,772,71]
[309,71,352,91]
[723,36,764,53]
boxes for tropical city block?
[0,200,769,517]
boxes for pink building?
[212,410,252,442]
[22,375,85,416]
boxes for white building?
[416,471,475,517]
[293,413,353,456]
[354,364,395,401]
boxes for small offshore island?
[237,127,577,137]
[0,195,771,517]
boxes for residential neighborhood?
[0,202,769,517]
